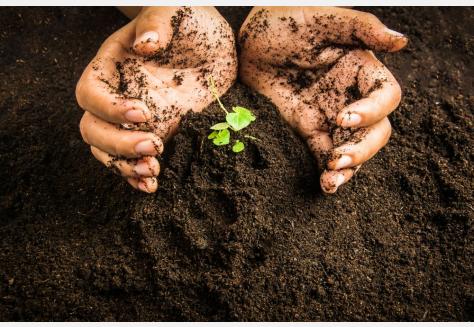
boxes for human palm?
[239,7,407,193]
[77,7,237,192]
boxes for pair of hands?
[76,6,407,194]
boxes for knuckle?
[79,115,90,144]
[117,134,134,157]
[117,160,133,177]
[75,80,85,109]
[154,161,161,176]
[140,8,155,20]
[352,150,365,165]
[90,146,100,160]
[138,8,163,28]
[393,82,402,104]
[105,100,120,122]
[384,119,392,141]
[362,12,379,24]
[76,77,95,111]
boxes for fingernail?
[125,110,149,123]
[138,180,150,193]
[334,155,352,170]
[385,28,405,38]
[335,174,346,188]
[341,113,362,127]
[135,140,158,156]
[134,161,152,176]
[123,100,151,122]
[134,31,159,47]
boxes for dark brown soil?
[0,7,473,321]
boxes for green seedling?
[207,76,257,153]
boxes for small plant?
[207,76,257,153]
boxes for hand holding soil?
[239,7,408,193]
[76,7,237,193]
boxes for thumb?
[351,12,408,52]
[133,7,174,56]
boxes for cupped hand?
[77,7,237,192]
[239,7,407,193]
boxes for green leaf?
[208,131,219,139]
[210,122,230,130]
[212,129,230,146]
[233,106,256,122]
[232,140,245,153]
[226,107,256,131]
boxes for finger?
[306,130,333,170]
[80,112,164,158]
[127,177,158,193]
[330,8,408,52]
[133,7,175,55]
[337,54,401,128]
[127,177,140,190]
[77,74,151,124]
[76,42,152,124]
[350,11,408,52]
[306,7,408,52]
[327,117,391,170]
[91,146,160,178]
[286,46,347,70]
[301,50,366,123]
[337,81,401,128]
[307,129,362,194]
[320,165,361,194]
[76,22,152,124]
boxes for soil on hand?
[0,7,473,321]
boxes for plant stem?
[244,134,259,141]
[208,75,228,114]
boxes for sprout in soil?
[207,76,257,153]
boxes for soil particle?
[344,83,362,106]
[288,17,299,33]
[173,72,184,86]
[239,9,269,47]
